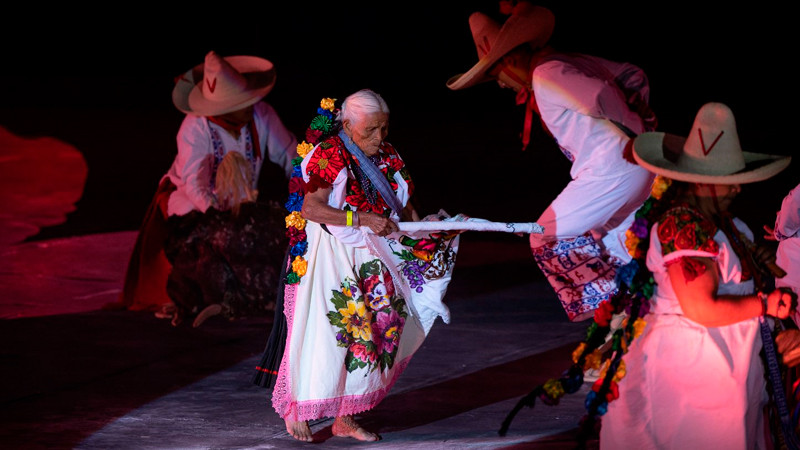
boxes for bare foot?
[154,302,177,319]
[285,418,313,442]
[332,415,380,442]
[170,310,183,327]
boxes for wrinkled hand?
[361,212,398,237]
[776,329,800,367]
[763,224,778,242]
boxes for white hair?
[337,89,390,124]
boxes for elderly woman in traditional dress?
[258,89,460,443]
[600,102,796,448]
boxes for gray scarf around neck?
[338,129,403,217]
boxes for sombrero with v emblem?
[633,102,791,184]
[172,50,276,116]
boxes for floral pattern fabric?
[271,220,431,422]
[305,135,414,215]
[305,141,346,188]
[327,259,407,374]
[602,217,766,448]
[273,134,436,422]
[164,200,288,319]
[657,205,720,255]
[390,231,459,294]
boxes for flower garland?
[499,175,677,441]
[284,97,340,285]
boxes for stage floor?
[1,226,597,449]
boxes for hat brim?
[172,56,276,116]
[633,132,791,184]
[446,59,497,90]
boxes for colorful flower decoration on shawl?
[284,98,342,285]
[326,259,408,373]
[499,175,679,445]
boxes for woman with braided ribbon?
[599,102,796,448]
[258,90,462,443]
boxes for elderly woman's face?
[344,112,389,156]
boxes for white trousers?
[530,167,655,263]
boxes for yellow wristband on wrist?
[346,210,353,227]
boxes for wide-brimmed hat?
[633,102,791,184]
[172,51,276,116]
[446,2,554,90]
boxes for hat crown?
[492,2,555,54]
[468,12,500,59]
[174,51,276,116]
[200,51,248,103]
[446,2,554,90]
[632,102,791,184]
[679,102,746,175]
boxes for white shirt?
[775,183,800,292]
[532,55,648,180]
[166,101,297,216]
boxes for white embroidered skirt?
[271,221,450,421]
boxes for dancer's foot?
[285,418,313,442]
[332,415,380,442]
[154,302,177,319]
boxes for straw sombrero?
[446,2,554,91]
[633,102,791,184]
[172,51,276,116]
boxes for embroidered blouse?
[300,135,414,247]
[657,206,720,260]
[647,205,755,315]
[166,102,298,216]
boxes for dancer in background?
[767,183,800,368]
[112,50,297,326]
[446,1,657,322]
[601,102,794,448]
[259,90,462,442]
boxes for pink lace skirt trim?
[270,275,412,421]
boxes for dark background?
[1,2,796,241]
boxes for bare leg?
[285,418,313,442]
[332,415,380,442]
